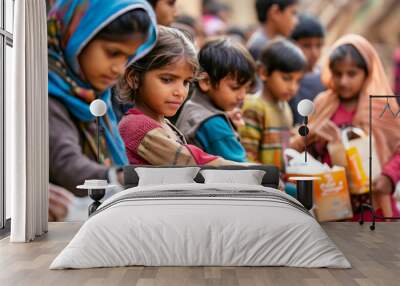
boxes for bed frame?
[87,165,280,215]
[123,165,280,189]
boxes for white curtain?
[7,0,48,242]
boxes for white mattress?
[50,183,351,269]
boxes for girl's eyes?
[160,77,173,83]
[347,71,357,77]
[106,50,123,58]
[161,77,193,87]
[282,75,292,81]
[332,71,359,78]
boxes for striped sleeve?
[137,127,224,166]
[239,100,264,163]
[260,127,285,169]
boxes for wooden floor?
[1,222,399,286]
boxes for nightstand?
[288,176,320,210]
[77,180,117,215]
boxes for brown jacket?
[49,97,109,196]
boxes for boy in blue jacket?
[176,38,256,162]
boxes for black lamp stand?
[291,115,315,210]
[88,189,105,215]
[87,116,105,216]
[296,179,314,210]
[298,116,310,163]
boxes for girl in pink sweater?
[117,26,235,166]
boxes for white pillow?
[135,167,200,186]
[200,169,266,185]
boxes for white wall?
[5,44,13,220]
[5,0,14,33]
[4,0,15,220]
[176,0,202,18]
[220,0,257,27]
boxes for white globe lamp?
[90,99,107,117]
[297,99,315,117]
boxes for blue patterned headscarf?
[48,0,157,166]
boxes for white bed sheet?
[50,183,351,269]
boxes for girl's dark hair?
[198,38,256,88]
[226,26,247,43]
[291,13,325,41]
[171,15,197,41]
[329,44,368,75]
[255,0,298,23]
[204,2,231,16]
[260,38,307,74]
[95,9,151,42]
[174,14,198,30]
[146,0,159,8]
[117,26,198,103]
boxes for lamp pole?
[96,116,100,163]
[90,99,107,164]
[297,99,314,162]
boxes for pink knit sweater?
[118,108,218,165]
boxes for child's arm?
[195,116,247,162]
[239,104,263,163]
[137,127,237,166]
[380,146,400,191]
[289,119,341,151]
[370,148,400,217]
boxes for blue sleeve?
[195,116,247,162]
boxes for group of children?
[115,25,400,219]
[117,26,306,170]
[47,0,400,221]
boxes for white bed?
[50,182,351,269]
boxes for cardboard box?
[285,149,353,222]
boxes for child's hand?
[372,175,393,194]
[117,170,124,185]
[227,108,245,130]
[311,120,341,143]
[49,184,73,222]
[278,178,285,192]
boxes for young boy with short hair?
[146,0,177,26]
[247,0,299,60]
[289,13,326,124]
[240,38,307,170]
[176,38,256,162]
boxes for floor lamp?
[77,99,115,216]
[289,99,319,210]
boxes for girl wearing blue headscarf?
[48,0,157,197]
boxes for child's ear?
[268,4,281,22]
[125,69,139,91]
[258,65,268,82]
[197,72,211,92]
